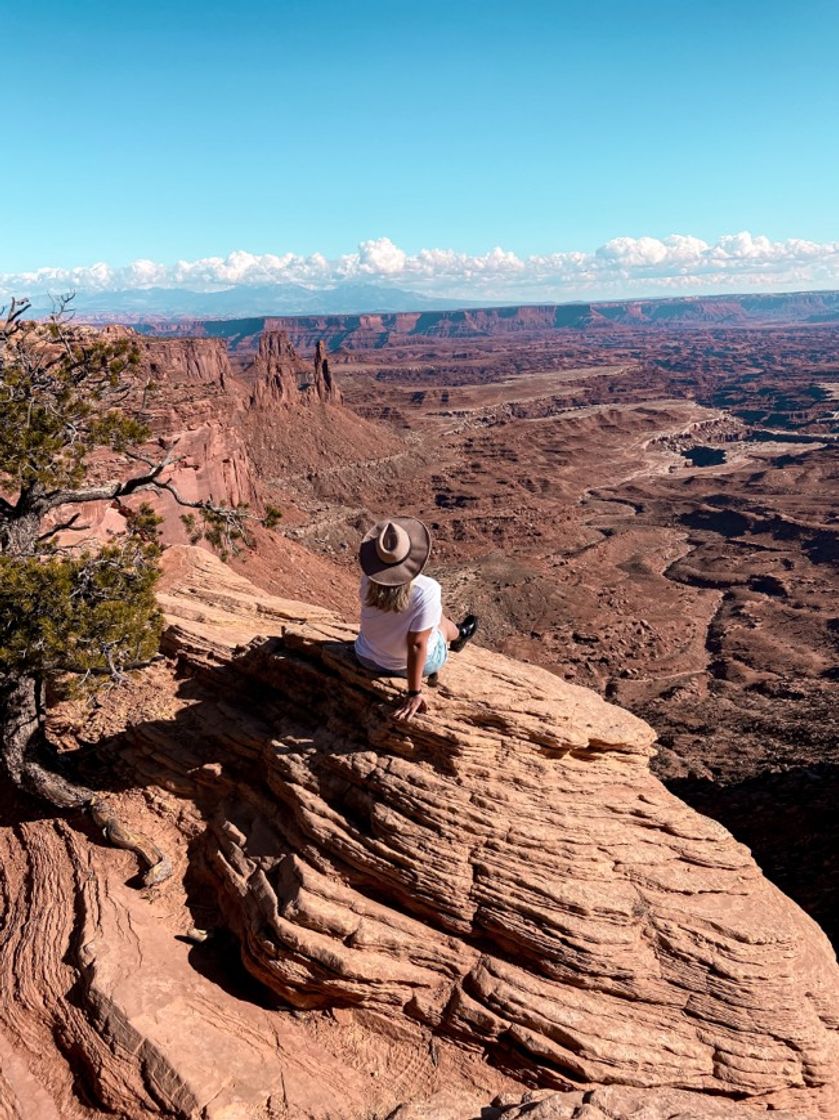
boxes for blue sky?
[2,0,838,301]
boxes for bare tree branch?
[146,478,221,511]
[123,446,173,468]
[41,449,254,524]
[40,450,176,510]
[1,297,32,331]
[36,512,90,542]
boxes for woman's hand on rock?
[394,693,427,721]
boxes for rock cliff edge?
[1,545,837,1119]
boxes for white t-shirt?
[355,574,442,671]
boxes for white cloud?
[357,237,407,274]
[597,236,672,267]
[3,231,839,303]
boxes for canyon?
[2,298,839,1118]
[261,317,839,950]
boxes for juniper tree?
[0,297,258,882]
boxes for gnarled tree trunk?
[0,672,95,808]
[1,499,92,804]
[0,672,172,885]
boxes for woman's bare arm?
[394,627,431,720]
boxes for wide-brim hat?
[359,516,432,586]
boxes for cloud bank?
[3,232,839,303]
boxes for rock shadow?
[668,763,839,948]
[4,634,460,998]
[179,926,287,1011]
[70,634,424,795]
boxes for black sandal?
[450,615,478,653]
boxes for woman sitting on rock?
[354,516,478,721]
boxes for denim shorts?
[355,627,448,677]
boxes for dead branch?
[36,512,89,542]
[89,799,174,887]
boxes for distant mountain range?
[18,285,839,335]
[21,282,477,319]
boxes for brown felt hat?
[359,516,432,586]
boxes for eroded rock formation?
[313,339,341,404]
[6,545,829,1119]
[140,336,234,387]
[247,332,341,409]
[150,549,839,1110]
[249,331,303,408]
[47,327,379,557]
[1,547,837,1117]
[124,292,839,352]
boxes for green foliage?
[0,317,146,494]
[0,302,279,699]
[180,502,261,561]
[0,505,163,686]
[182,502,283,557]
[263,505,283,529]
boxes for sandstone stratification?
[145,547,839,1111]
[2,545,837,1118]
[389,1085,813,1120]
[139,336,234,387]
[1,796,509,1119]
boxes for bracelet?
[407,689,422,697]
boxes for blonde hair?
[365,579,413,613]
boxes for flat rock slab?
[77,849,381,1119]
[0,1029,63,1120]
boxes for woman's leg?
[440,615,459,643]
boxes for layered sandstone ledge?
[2,544,837,1119]
[152,547,838,1113]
